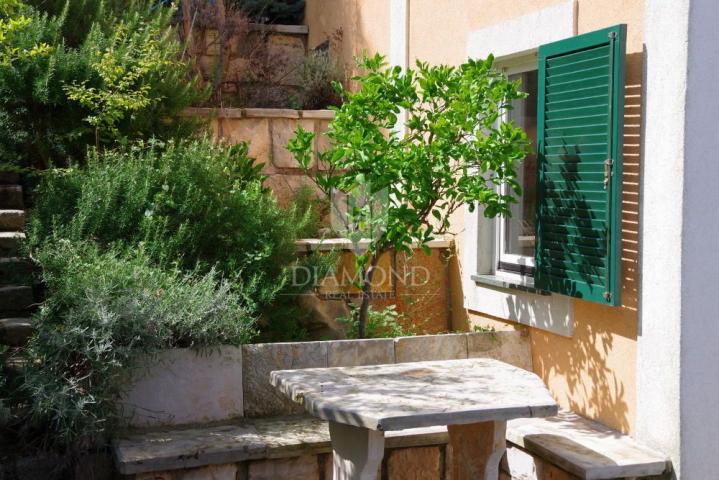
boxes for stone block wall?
[242,331,532,418]
[189,107,331,206]
[197,24,308,97]
[131,443,584,480]
[120,332,532,427]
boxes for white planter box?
[120,346,243,427]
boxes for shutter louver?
[534,25,626,306]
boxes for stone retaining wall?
[187,107,332,206]
[123,331,531,427]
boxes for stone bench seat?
[114,411,670,479]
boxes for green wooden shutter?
[534,24,626,306]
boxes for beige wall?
[304,0,390,76]
[306,0,645,434]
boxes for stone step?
[0,232,24,256]
[0,318,34,346]
[0,285,34,315]
[0,257,34,285]
[0,172,19,185]
[0,186,23,209]
[0,210,24,232]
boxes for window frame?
[494,56,539,278]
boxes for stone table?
[271,358,558,480]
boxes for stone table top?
[270,358,558,431]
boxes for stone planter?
[118,332,530,427]
[120,346,243,428]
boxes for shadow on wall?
[305,0,373,78]
[448,51,644,434]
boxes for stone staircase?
[0,172,35,348]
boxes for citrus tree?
[288,54,529,338]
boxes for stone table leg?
[329,421,385,480]
[447,420,507,480]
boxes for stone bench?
[114,411,670,480]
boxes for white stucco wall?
[636,0,688,472]
[638,0,719,477]
[678,0,719,477]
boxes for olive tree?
[288,54,529,338]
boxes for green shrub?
[340,305,416,339]
[27,138,299,309]
[0,1,205,172]
[21,240,255,448]
[292,47,344,110]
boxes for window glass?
[503,70,538,259]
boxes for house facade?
[305,1,719,478]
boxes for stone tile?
[0,285,33,312]
[266,34,306,86]
[247,455,319,480]
[178,464,238,480]
[393,334,467,363]
[120,346,243,427]
[221,118,271,167]
[264,174,321,207]
[0,185,23,209]
[271,118,315,168]
[327,338,394,367]
[387,446,442,480]
[467,331,533,371]
[0,209,24,231]
[0,231,24,255]
[314,120,331,170]
[0,317,34,346]
[242,341,328,417]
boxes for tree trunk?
[357,253,382,339]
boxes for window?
[481,24,626,307]
[496,66,538,277]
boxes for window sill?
[471,273,551,296]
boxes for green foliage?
[63,5,187,147]
[0,1,206,172]
[20,137,327,446]
[293,47,344,110]
[0,0,51,66]
[21,240,255,448]
[291,184,330,238]
[288,53,530,337]
[27,138,297,309]
[231,0,305,25]
[472,324,496,334]
[340,305,415,339]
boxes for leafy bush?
[340,305,415,339]
[28,138,299,309]
[294,45,345,110]
[289,54,529,337]
[21,240,255,448]
[0,1,205,172]
[20,137,330,447]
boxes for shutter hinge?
[608,31,617,40]
[603,158,613,189]
[604,291,612,302]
